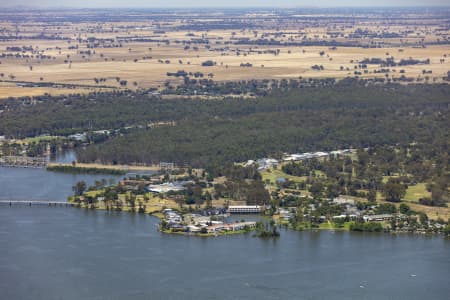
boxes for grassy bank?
[47,164,126,175]
[48,162,161,172]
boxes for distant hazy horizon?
[1,0,449,9]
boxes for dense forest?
[0,80,448,138]
[1,82,449,173]
[76,83,449,171]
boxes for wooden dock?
[0,200,74,207]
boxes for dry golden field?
[0,9,449,98]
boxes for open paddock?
[0,8,449,98]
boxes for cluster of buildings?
[68,130,112,142]
[243,149,355,170]
[161,209,256,235]
[164,209,182,223]
[283,149,354,162]
[278,195,447,234]
[276,196,392,223]
[278,208,295,221]
[244,158,278,170]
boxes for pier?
[0,156,49,168]
[0,200,74,207]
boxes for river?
[0,150,132,201]
[0,157,449,299]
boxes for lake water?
[0,165,449,299]
[0,150,135,201]
[0,167,123,201]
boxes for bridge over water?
[0,156,49,168]
[0,200,74,207]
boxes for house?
[226,221,257,231]
[159,162,175,170]
[164,209,183,223]
[187,225,202,233]
[313,151,328,157]
[333,196,355,205]
[168,223,186,232]
[256,158,278,170]
[279,208,294,220]
[243,160,255,167]
[68,133,87,142]
[192,215,211,225]
[93,130,111,135]
[207,225,226,233]
[332,214,357,220]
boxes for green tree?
[309,181,324,199]
[399,203,411,215]
[72,181,87,196]
[419,213,428,225]
[382,180,406,202]
[367,189,377,203]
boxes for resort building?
[228,205,262,214]
[363,214,393,222]
[207,222,257,233]
[145,182,187,193]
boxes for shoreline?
[66,199,260,237]
[48,162,162,172]
[64,201,449,237]
[159,228,254,237]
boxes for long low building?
[145,182,187,193]
[227,205,262,214]
[207,221,257,233]
[363,214,393,222]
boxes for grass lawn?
[319,221,351,230]
[260,168,307,184]
[21,135,62,144]
[382,175,399,183]
[313,170,326,178]
[408,203,450,221]
[404,183,431,202]
[145,197,180,212]
[319,222,334,229]
[84,189,104,198]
